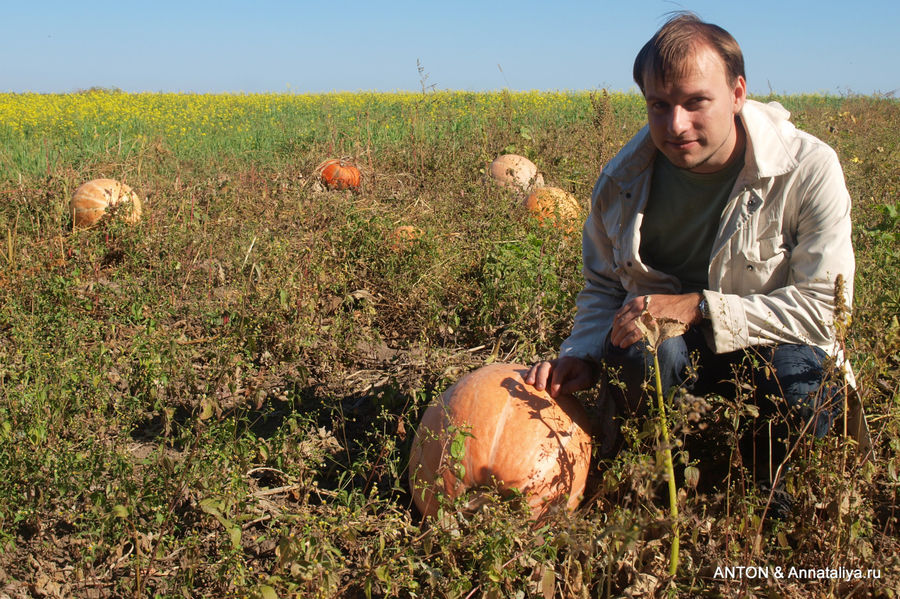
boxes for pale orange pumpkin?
[523,186,582,230]
[389,225,423,251]
[488,154,544,192]
[70,178,142,228]
[409,363,593,520]
[316,158,361,190]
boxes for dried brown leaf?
[634,297,689,352]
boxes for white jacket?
[559,99,871,457]
[560,99,855,361]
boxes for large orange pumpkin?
[409,363,593,520]
[316,159,361,190]
[523,186,582,230]
[488,154,544,192]
[70,178,142,228]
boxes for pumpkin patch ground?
[1,91,897,598]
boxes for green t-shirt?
[639,152,744,293]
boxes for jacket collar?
[738,99,799,180]
[604,99,800,186]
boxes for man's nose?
[668,106,690,136]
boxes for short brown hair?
[633,12,745,94]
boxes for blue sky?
[4,0,898,95]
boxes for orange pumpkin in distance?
[523,186,582,230]
[389,225,423,251]
[70,178,142,228]
[488,154,544,192]
[317,159,361,190]
[409,363,593,520]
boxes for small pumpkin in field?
[70,178,142,228]
[316,158,361,190]
[488,154,544,192]
[523,186,582,230]
[409,362,592,520]
[389,225,423,251]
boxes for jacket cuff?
[558,342,603,365]
[703,290,750,353]
[558,330,611,366]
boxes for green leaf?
[229,525,242,549]
[450,435,465,460]
[541,568,556,599]
[258,584,278,599]
[112,504,129,519]
[375,565,389,582]
[198,498,223,518]
[199,397,215,420]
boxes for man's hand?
[610,292,703,349]
[525,356,597,398]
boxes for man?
[525,13,858,492]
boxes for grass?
[0,89,898,598]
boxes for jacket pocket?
[738,236,792,294]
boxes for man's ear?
[733,75,747,113]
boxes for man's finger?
[548,359,578,397]
[527,360,554,391]
[611,317,632,348]
[524,363,539,385]
[550,359,594,397]
[557,372,593,396]
[613,322,642,349]
[547,359,569,395]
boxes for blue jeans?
[601,327,842,481]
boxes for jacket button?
[627,261,633,267]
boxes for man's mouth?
[667,139,699,150]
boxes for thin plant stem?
[653,351,680,576]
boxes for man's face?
[643,45,747,174]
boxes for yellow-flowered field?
[0,90,649,180]
[0,90,616,137]
[0,89,861,184]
